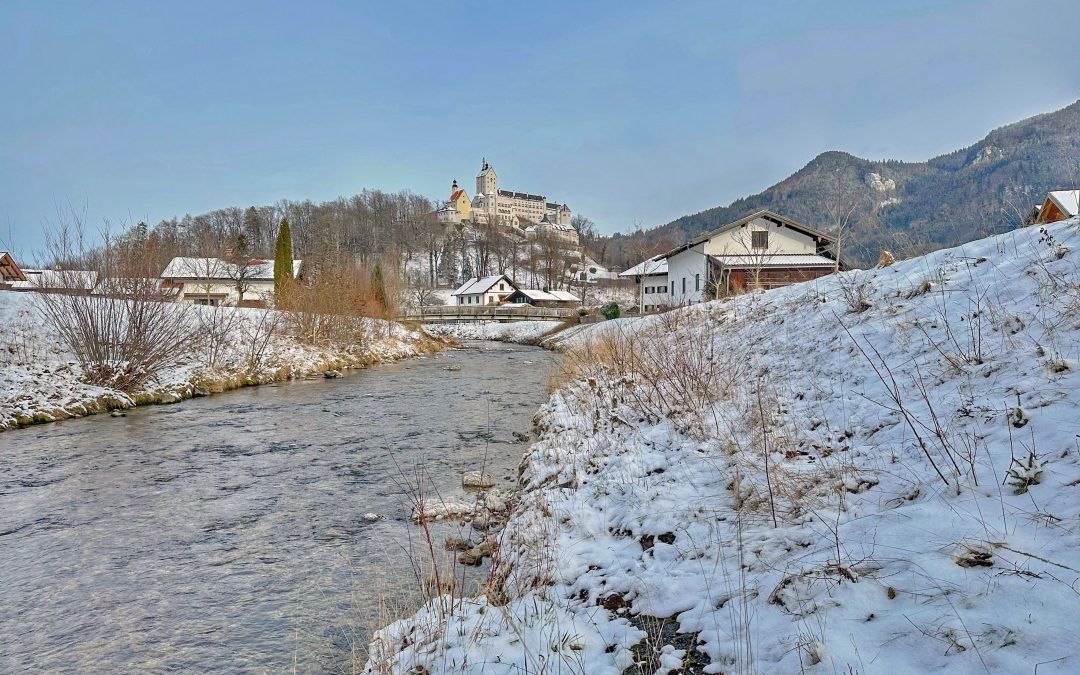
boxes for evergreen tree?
[274,218,294,296]
[371,262,387,310]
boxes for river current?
[0,341,555,673]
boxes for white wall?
[635,273,670,310]
[702,216,816,256]
[667,245,707,305]
[176,279,274,305]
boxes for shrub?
[600,301,621,320]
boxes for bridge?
[399,305,576,324]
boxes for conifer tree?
[274,218,294,296]
[371,262,387,310]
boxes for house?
[450,274,517,306]
[502,288,580,307]
[665,210,838,304]
[618,255,669,311]
[1033,190,1079,224]
[0,252,27,289]
[160,256,301,306]
[10,269,99,295]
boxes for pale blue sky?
[3,0,1079,256]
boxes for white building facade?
[450,274,518,305]
[664,211,837,304]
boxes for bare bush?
[36,218,200,391]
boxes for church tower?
[476,157,498,196]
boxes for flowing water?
[0,341,556,673]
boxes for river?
[0,341,556,673]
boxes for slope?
[367,218,1080,673]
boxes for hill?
[624,99,1080,267]
[367,217,1080,673]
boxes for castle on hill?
[437,159,578,244]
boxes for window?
[681,277,686,293]
[752,230,769,249]
[695,274,700,291]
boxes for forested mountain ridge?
[622,99,1080,267]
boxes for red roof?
[450,189,465,201]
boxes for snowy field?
[422,320,566,344]
[0,293,434,430]
[367,219,1080,673]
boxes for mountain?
[635,99,1080,266]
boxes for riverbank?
[0,293,443,431]
[421,320,567,345]
[366,220,1080,673]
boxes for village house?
[0,252,27,289]
[618,255,669,312]
[502,288,581,307]
[160,256,301,306]
[1033,189,1079,224]
[450,274,518,306]
[660,210,838,304]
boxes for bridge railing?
[399,305,577,322]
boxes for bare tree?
[828,169,866,271]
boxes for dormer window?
[752,231,769,249]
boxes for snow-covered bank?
[422,320,566,344]
[367,220,1080,673]
[0,293,440,431]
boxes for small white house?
[450,274,517,306]
[666,210,837,304]
[160,257,301,306]
[619,255,669,311]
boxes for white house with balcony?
[450,274,518,306]
[665,210,838,304]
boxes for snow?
[423,321,566,344]
[160,256,301,280]
[368,219,1080,673]
[451,275,511,297]
[619,255,668,277]
[0,292,432,430]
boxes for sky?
[2,0,1080,259]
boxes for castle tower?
[476,158,498,197]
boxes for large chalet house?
[160,256,301,306]
[621,210,839,307]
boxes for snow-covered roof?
[160,257,300,281]
[511,289,580,303]
[1046,190,1079,217]
[11,269,98,290]
[707,253,837,268]
[619,255,668,277]
[0,251,26,282]
[451,275,515,296]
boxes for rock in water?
[324,370,343,379]
[512,431,530,442]
[463,471,494,488]
[361,512,381,522]
[110,410,127,418]
[445,364,462,372]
